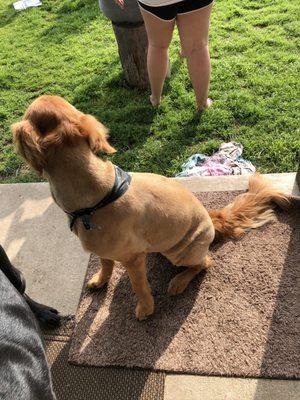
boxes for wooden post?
[112,21,149,89]
[98,0,149,89]
[296,155,300,188]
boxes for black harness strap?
[66,165,131,231]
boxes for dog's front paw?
[135,298,154,321]
[87,271,108,290]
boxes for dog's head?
[12,95,116,175]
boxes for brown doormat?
[69,191,300,379]
[43,317,165,400]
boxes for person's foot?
[197,98,213,112]
[149,94,160,107]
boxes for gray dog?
[0,246,57,400]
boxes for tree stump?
[98,0,149,89]
[296,156,300,188]
[112,21,149,89]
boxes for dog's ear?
[12,120,44,174]
[79,114,116,154]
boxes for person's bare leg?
[87,259,114,289]
[177,4,213,110]
[140,9,175,106]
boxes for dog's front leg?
[87,259,114,289]
[124,254,154,321]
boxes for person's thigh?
[176,3,213,56]
[140,7,175,48]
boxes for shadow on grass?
[131,55,220,175]
[40,0,103,43]
[0,3,20,29]
[70,55,185,173]
[72,72,155,150]
[131,110,210,176]
[103,55,209,175]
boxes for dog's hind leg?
[124,253,154,321]
[168,255,213,296]
[166,224,215,296]
[87,259,114,289]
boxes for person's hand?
[114,0,125,9]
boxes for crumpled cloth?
[13,0,42,11]
[176,142,256,177]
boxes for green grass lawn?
[0,0,299,182]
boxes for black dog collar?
[66,165,131,231]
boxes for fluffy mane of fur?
[12,95,115,174]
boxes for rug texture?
[43,317,165,400]
[69,191,300,379]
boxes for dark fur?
[0,245,60,327]
[0,269,56,400]
[0,246,57,399]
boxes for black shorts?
[138,0,214,21]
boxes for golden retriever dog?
[12,95,289,320]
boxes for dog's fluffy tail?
[209,174,290,242]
